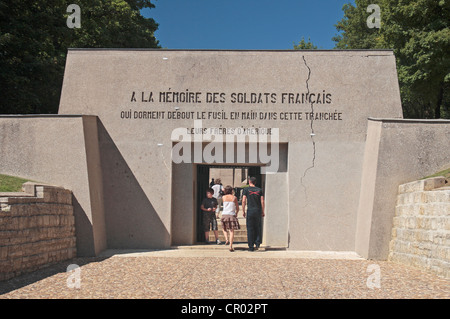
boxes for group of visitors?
[201,176,264,252]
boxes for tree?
[293,37,318,50]
[0,0,160,115]
[332,1,386,49]
[382,0,449,119]
[69,0,159,48]
[333,0,449,119]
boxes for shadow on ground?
[0,257,108,295]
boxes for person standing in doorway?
[221,185,240,252]
[201,188,221,244]
[242,176,265,251]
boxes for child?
[200,188,221,244]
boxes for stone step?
[208,217,248,242]
[396,190,450,205]
[211,217,247,227]
[220,216,246,224]
[209,233,247,242]
[395,203,450,217]
[171,243,267,251]
[209,231,247,240]
[212,225,247,232]
[398,177,446,194]
[209,229,247,235]
[209,231,247,236]
[392,215,450,231]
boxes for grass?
[423,167,450,180]
[0,174,34,192]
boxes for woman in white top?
[220,185,240,252]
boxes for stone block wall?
[0,183,76,281]
[388,177,450,278]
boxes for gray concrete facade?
[1,49,448,258]
[356,118,450,259]
[0,115,106,256]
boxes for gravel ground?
[0,249,449,299]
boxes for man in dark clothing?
[201,188,221,244]
[242,177,265,251]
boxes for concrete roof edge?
[0,114,95,118]
[67,48,395,53]
[368,117,450,124]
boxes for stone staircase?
[208,216,247,243]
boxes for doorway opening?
[195,164,265,244]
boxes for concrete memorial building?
[1,49,449,259]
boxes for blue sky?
[141,0,354,50]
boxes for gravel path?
[1,249,448,299]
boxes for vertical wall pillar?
[355,120,382,259]
[263,172,289,247]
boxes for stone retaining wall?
[388,177,450,278]
[0,182,76,281]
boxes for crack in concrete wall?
[300,56,316,207]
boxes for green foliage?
[383,0,449,118]
[422,166,450,180]
[332,0,386,49]
[0,174,33,192]
[0,0,160,115]
[333,0,450,119]
[293,37,318,50]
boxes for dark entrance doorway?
[195,164,264,243]
[196,164,210,243]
